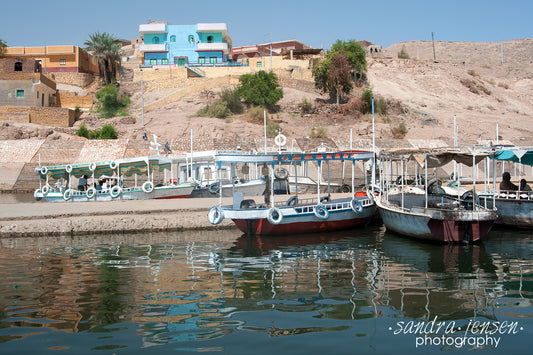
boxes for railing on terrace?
[139,62,249,70]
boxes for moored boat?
[375,148,497,243]
[208,150,376,236]
[34,155,195,202]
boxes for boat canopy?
[36,156,172,180]
[379,148,491,168]
[492,148,533,166]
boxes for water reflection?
[0,227,531,353]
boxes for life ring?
[110,161,118,170]
[40,166,48,175]
[89,162,97,172]
[341,184,351,193]
[274,167,289,180]
[110,185,122,198]
[274,134,287,146]
[208,206,224,225]
[208,182,220,194]
[63,188,73,201]
[287,196,298,206]
[41,185,50,196]
[267,207,283,225]
[314,205,329,219]
[351,199,363,213]
[66,165,73,174]
[142,181,154,193]
[86,187,96,199]
[33,189,42,201]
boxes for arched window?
[207,36,213,43]
[14,62,22,71]
[170,35,176,42]
[152,37,160,44]
[188,35,194,43]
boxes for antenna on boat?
[150,134,163,155]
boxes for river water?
[0,225,531,354]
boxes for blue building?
[138,22,232,67]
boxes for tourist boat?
[374,148,497,243]
[175,150,266,198]
[33,155,196,202]
[478,147,533,228]
[207,150,376,235]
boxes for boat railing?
[274,196,373,211]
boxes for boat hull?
[479,195,533,229]
[377,201,495,243]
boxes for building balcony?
[197,42,229,55]
[139,43,167,53]
[197,23,228,37]
[139,23,167,34]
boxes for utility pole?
[431,32,437,62]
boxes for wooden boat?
[375,148,497,243]
[34,155,195,202]
[478,147,533,228]
[208,150,376,236]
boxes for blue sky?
[1,0,531,50]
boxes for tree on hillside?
[313,39,367,103]
[236,71,283,108]
[0,39,7,58]
[84,32,123,84]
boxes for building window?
[198,57,205,64]
[150,58,157,65]
[210,57,217,64]
[14,62,23,71]
[152,37,160,44]
[161,58,168,65]
[207,36,213,43]
[170,35,176,42]
[188,35,194,43]
[16,90,24,98]
[257,61,262,68]
[59,59,66,66]
[37,92,39,98]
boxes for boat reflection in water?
[0,228,530,353]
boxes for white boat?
[34,155,195,202]
[375,148,497,243]
[208,150,376,236]
[478,147,533,228]
[175,150,266,198]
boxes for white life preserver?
[33,189,42,201]
[42,185,50,196]
[89,162,97,172]
[63,188,73,201]
[274,134,287,147]
[274,167,289,180]
[208,206,224,225]
[40,166,48,175]
[142,181,154,193]
[208,182,220,194]
[267,207,283,225]
[66,165,73,174]
[110,161,118,170]
[351,199,363,213]
[110,185,122,198]
[314,205,329,219]
[86,187,96,199]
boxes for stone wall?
[0,106,74,127]
[56,92,93,109]
[51,72,95,87]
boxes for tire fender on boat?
[63,189,73,201]
[274,167,289,180]
[33,189,42,201]
[89,162,97,172]
[351,199,363,213]
[86,187,96,199]
[208,182,220,194]
[208,206,224,225]
[142,181,154,193]
[41,185,50,196]
[110,161,118,170]
[314,205,329,219]
[267,207,283,225]
[110,185,122,198]
[40,166,48,175]
[66,165,73,174]
[287,196,298,206]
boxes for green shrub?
[196,100,231,119]
[88,129,101,139]
[237,71,283,108]
[247,106,265,124]
[266,120,280,138]
[397,45,410,59]
[392,123,408,138]
[299,98,313,116]
[310,125,327,138]
[101,124,118,139]
[76,123,89,138]
[362,87,373,113]
[95,84,129,118]
[375,97,387,115]
[218,87,243,114]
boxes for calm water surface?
[0,225,531,354]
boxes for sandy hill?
[2,39,532,149]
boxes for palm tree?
[84,32,123,84]
[0,39,7,58]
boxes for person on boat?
[500,172,518,191]
[96,180,103,191]
[520,179,532,192]
[78,175,88,192]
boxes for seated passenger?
[500,172,518,191]
[520,179,532,192]
[78,175,88,192]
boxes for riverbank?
[0,197,236,237]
